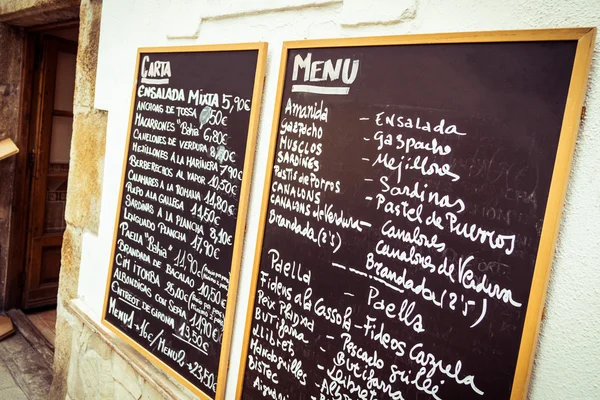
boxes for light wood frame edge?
[216,41,268,400]
[510,27,596,400]
[234,27,597,400]
[235,42,290,400]
[283,27,592,48]
[100,42,268,400]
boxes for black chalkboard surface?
[102,43,266,400]
[237,29,595,400]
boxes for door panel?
[22,36,77,309]
[26,235,63,308]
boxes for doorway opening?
[11,20,79,348]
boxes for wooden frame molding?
[101,42,268,400]
[6,33,36,311]
[235,28,596,400]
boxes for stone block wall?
[64,310,170,400]
[50,0,108,397]
[0,22,23,309]
[63,301,197,400]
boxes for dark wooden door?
[23,36,77,309]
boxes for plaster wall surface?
[80,0,600,398]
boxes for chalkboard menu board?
[237,29,595,399]
[102,43,266,399]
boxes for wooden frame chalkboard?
[237,28,595,400]
[101,43,267,400]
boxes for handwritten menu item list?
[103,47,263,398]
[240,41,578,399]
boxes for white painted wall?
[79,0,600,398]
